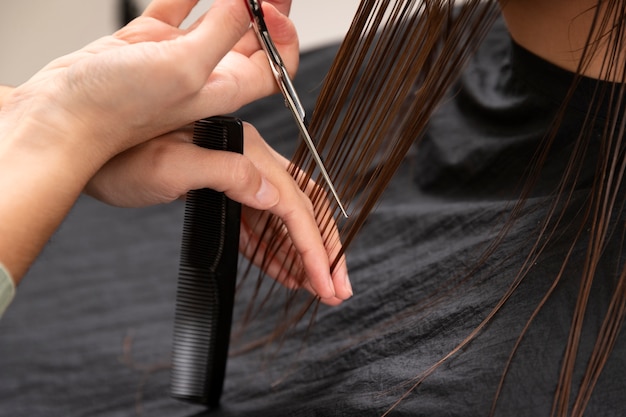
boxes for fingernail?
[327,273,336,298]
[256,177,279,207]
[344,273,353,297]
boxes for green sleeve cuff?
[0,262,15,318]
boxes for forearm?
[0,113,107,285]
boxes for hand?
[0,0,300,284]
[86,123,352,304]
[1,0,299,161]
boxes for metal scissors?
[245,0,348,218]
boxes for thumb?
[182,0,252,73]
[85,133,280,210]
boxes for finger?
[181,3,298,118]
[235,2,299,67]
[268,146,352,300]
[239,211,301,284]
[179,145,281,210]
[237,191,351,303]
[114,16,183,43]
[86,132,280,210]
[274,193,342,301]
[239,210,346,306]
[142,0,200,27]
[265,0,292,16]
[331,254,351,300]
[239,207,305,284]
[113,0,254,128]
[260,2,297,48]
[177,0,252,88]
[242,125,336,300]
[313,185,352,300]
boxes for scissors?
[245,0,349,218]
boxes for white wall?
[0,0,360,87]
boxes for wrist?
[0,108,108,283]
[2,81,124,164]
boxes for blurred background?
[0,0,360,87]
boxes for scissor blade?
[279,77,348,218]
[294,119,349,218]
[245,0,348,217]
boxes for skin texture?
[0,0,351,305]
[501,0,622,79]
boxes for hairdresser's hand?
[86,123,351,304]
[0,0,299,284]
[2,0,299,160]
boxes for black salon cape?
[2,16,625,417]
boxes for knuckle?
[282,188,315,222]
[147,142,178,189]
[229,154,257,188]
[301,191,315,215]
[147,140,172,172]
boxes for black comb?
[170,116,243,407]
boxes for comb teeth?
[170,116,243,407]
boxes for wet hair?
[237,1,626,415]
